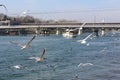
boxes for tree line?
[0,13,78,25]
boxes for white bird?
[10,35,36,50]
[77,33,93,44]
[29,48,46,62]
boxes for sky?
[0,0,120,22]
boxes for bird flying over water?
[29,48,46,62]
[37,48,46,62]
[77,33,93,44]
[10,35,36,50]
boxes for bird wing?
[79,23,86,30]
[26,35,36,45]
[9,41,23,47]
[40,48,46,59]
[73,23,86,31]
[83,33,93,41]
[0,4,8,12]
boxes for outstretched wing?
[26,35,36,45]
[83,33,93,41]
[77,33,93,42]
[79,23,86,30]
[9,41,23,47]
[40,48,46,59]
[0,4,8,12]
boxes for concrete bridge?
[0,23,120,36]
[0,23,120,28]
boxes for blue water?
[0,32,120,80]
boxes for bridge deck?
[0,23,120,29]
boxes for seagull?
[10,35,36,50]
[0,4,8,12]
[77,33,93,44]
[29,48,46,62]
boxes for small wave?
[78,63,93,68]
[12,65,23,69]
[99,47,107,54]
[29,57,38,60]
[29,57,40,60]
[94,74,118,79]
[86,43,90,46]
[109,69,120,74]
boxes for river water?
[0,32,120,80]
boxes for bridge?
[0,23,120,28]
[0,23,120,36]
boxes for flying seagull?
[36,48,46,62]
[10,35,36,50]
[77,33,93,44]
[29,48,46,62]
[0,4,8,12]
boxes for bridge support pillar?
[35,28,41,34]
[78,27,83,35]
[56,28,59,35]
[44,30,47,34]
[101,28,106,36]
[93,29,99,36]
[18,30,21,36]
